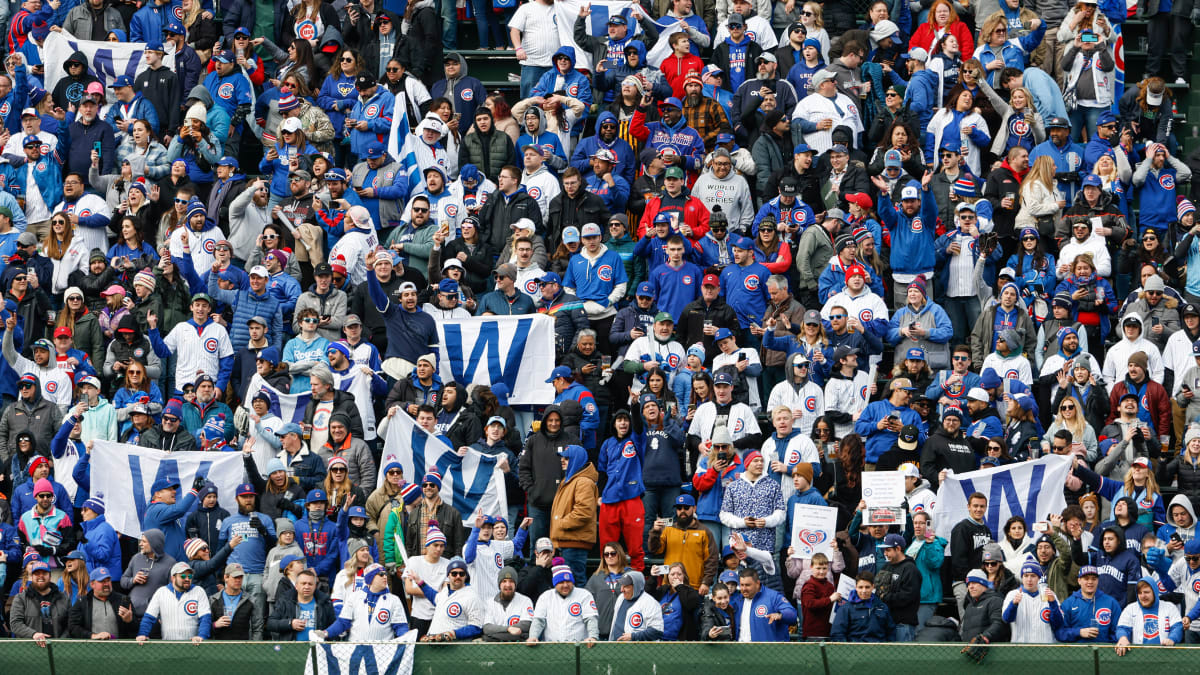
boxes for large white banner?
[553,0,678,71]
[44,32,177,99]
[305,632,417,675]
[378,409,507,526]
[435,315,555,406]
[90,441,245,538]
[935,455,1072,537]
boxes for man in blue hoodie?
[1055,565,1121,643]
[431,54,487,123]
[729,567,797,641]
[597,410,646,571]
[571,112,637,186]
[873,174,937,308]
[129,0,180,42]
[531,47,594,138]
[1029,117,1086,205]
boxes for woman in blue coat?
[258,123,318,205]
[1006,227,1057,296]
[316,48,362,166]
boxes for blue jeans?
[700,519,731,551]
[941,295,980,346]
[560,547,589,585]
[438,0,457,49]
[1069,105,1104,143]
[520,65,550,99]
[468,0,505,48]
[642,485,681,541]
[527,504,551,553]
[894,622,917,642]
[917,603,937,629]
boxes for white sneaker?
[1176,77,1187,86]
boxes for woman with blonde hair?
[58,553,90,605]
[979,79,1045,157]
[909,0,974,58]
[45,213,90,293]
[1073,455,1167,527]
[331,538,375,611]
[798,2,830,62]
[322,456,368,521]
[1046,395,1098,461]
[1092,149,1133,220]
[1056,0,1114,47]
[1016,155,1061,238]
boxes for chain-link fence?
[7,639,1199,675]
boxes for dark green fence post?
[819,641,830,675]
[44,641,56,675]
[1092,645,1100,675]
[575,642,582,675]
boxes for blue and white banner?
[305,632,417,675]
[44,32,176,100]
[553,0,678,70]
[250,380,313,425]
[934,454,1071,538]
[377,409,507,526]
[90,441,245,538]
[435,315,556,406]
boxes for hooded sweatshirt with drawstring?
[431,53,487,123]
[550,444,599,551]
[607,570,664,640]
[120,527,175,615]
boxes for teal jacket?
[912,534,947,604]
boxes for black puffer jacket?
[266,587,336,640]
[517,405,581,510]
[959,588,1010,643]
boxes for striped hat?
[425,521,446,547]
[952,176,977,196]
[552,557,574,585]
[1179,197,1195,220]
[278,93,300,112]
[133,268,156,290]
[186,198,206,220]
[400,482,421,505]
[184,537,209,559]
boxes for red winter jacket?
[660,53,705,98]
[638,194,711,243]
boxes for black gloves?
[193,476,207,491]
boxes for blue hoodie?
[1090,524,1142,604]
[1114,576,1184,645]
[830,590,895,642]
[1055,587,1121,643]
[80,512,123,575]
[569,111,638,187]
[593,40,672,104]
[598,427,644,504]
[561,443,589,482]
[531,46,594,114]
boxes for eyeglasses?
[386,469,402,475]
[728,23,744,29]
[341,57,354,62]
[1147,291,1163,297]
[829,314,846,319]
[760,227,775,233]
[982,561,1000,566]
[885,92,899,98]
[1060,404,1076,411]
[52,219,68,226]
[177,573,194,579]
[1187,555,1200,562]
[1021,236,1038,241]
[423,482,438,488]
[411,207,429,213]
[994,28,1007,34]
[386,67,401,72]
[448,571,467,578]
[263,234,278,240]
[940,152,957,158]
[330,467,347,473]
[801,10,814,15]
[302,317,319,324]
[604,551,618,557]
[36,493,54,498]
[162,415,179,422]
[987,445,1003,452]
[174,198,189,204]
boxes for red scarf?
[1001,160,1029,183]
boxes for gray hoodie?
[120,528,177,615]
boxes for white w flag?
[934,455,1072,538]
[385,93,418,193]
[89,441,245,538]
[44,31,176,96]
[249,380,313,425]
[378,409,507,526]
[305,632,417,675]
[435,315,556,406]
[553,0,677,71]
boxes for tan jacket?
[550,463,599,550]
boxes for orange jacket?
[550,462,599,550]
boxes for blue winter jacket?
[570,112,638,186]
[143,485,201,563]
[207,272,285,352]
[830,591,896,642]
[728,586,797,641]
[80,513,123,575]
[878,180,937,276]
[531,47,594,118]
[1054,589,1121,643]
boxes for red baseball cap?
[845,264,868,281]
[845,192,873,210]
[702,274,720,287]
[53,326,73,339]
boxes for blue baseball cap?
[537,272,562,286]
[714,371,735,386]
[365,141,387,159]
[347,505,368,519]
[716,132,734,144]
[145,39,165,52]
[437,278,459,294]
[236,483,256,496]
[660,96,683,109]
[213,50,235,64]
[882,533,906,549]
[279,554,303,572]
[216,156,239,168]
[234,26,252,37]
[150,476,180,493]
[325,168,347,182]
[1097,110,1118,126]
[275,422,304,438]
[164,21,185,35]
[607,14,627,24]
[306,488,328,504]
[546,365,572,382]
[675,493,696,507]
[1082,173,1103,188]
[713,327,734,342]
[794,143,813,155]
[732,235,754,250]
[91,566,113,581]
[636,281,654,298]
[109,75,134,88]
[905,347,925,361]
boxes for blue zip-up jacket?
[818,256,887,302]
[517,130,566,170]
[349,88,395,160]
[129,0,180,42]
[563,246,629,307]
[1030,138,1087,204]
[180,396,235,443]
[911,534,948,604]
[12,147,63,208]
[570,112,637,186]
[718,260,771,328]
[728,585,797,641]
[51,414,89,508]
[79,512,122,575]
[295,512,341,579]
[317,73,358,138]
[887,301,953,345]
[752,196,816,236]
[267,271,302,316]
[207,275,284,352]
[878,180,937,276]
[830,591,895,641]
[105,94,161,135]
[1054,589,1121,642]
[260,141,318,198]
[143,485,201,563]
[598,431,644,504]
[202,69,252,119]
[219,511,276,574]
[855,400,928,464]
[531,46,594,113]
[702,83,735,124]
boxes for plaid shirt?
[683,97,731,153]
